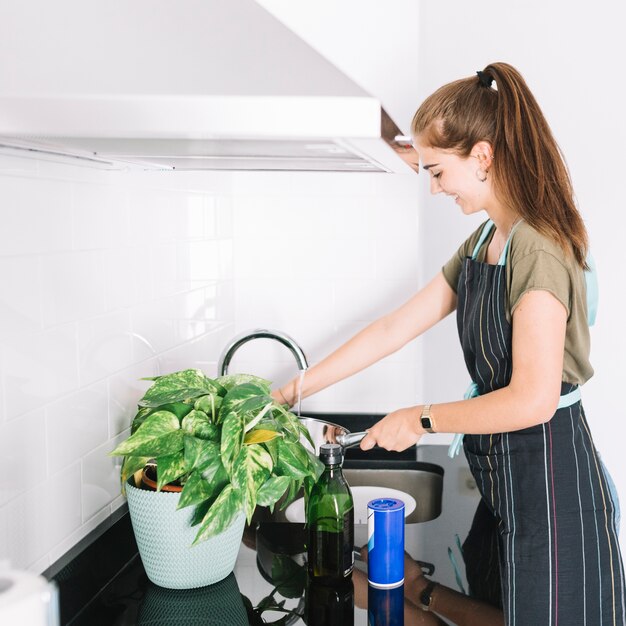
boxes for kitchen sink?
[343,463,443,524]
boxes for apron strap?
[497,219,524,266]
[585,252,599,326]
[471,220,495,260]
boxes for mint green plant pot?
[126,480,246,589]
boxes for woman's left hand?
[360,406,424,451]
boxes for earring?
[476,168,488,182]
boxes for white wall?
[415,0,626,546]
[228,170,422,414]
[0,152,238,571]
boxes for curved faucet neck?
[218,329,308,376]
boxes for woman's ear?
[471,141,495,168]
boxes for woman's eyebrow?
[422,163,439,170]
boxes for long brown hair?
[411,62,588,268]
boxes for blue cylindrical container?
[367,498,405,588]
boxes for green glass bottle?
[306,443,354,584]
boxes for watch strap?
[419,579,438,611]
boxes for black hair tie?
[476,70,493,88]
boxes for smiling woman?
[273,61,626,626]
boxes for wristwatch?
[419,579,438,611]
[420,404,435,433]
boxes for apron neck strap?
[497,219,523,266]
[471,220,495,260]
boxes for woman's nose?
[430,177,442,195]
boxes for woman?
[274,62,625,624]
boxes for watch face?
[421,416,432,429]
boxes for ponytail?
[412,62,588,268]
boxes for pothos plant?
[110,369,323,545]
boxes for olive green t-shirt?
[442,220,593,385]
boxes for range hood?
[0,0,418,173]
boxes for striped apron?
[456,221,626,625]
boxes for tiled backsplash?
[0,152,236,572]
[0,152,423,572]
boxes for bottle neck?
[323,463,342,474]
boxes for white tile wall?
[230,171,423,415]
[0,154,423,573]
[0,152,236,571]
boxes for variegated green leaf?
[243,400,274,433]
[263,437,280,466]
[160,401,194,421]
[181,410,219,441]
[156,452,186,490]
[279,478,302,510]
[272,405,301,442]
[256,475,291,508]
[130,406,153,434]
[275,438,310,479]
[233,446,272,523]
[296,418,316,450]
[216,374,272,394]
[244,429,281,445]
[183,436,219,473]
[201,455,228,486]
[193,484,243,544]
[138,369,223,407]
[110,411,183,457]
[193,394,222,422]
[219,383,271,422]
[120,455,151,487]
[249,444,273,474]
[305,448,325,481]
[220,411,244,476]
[177,470,214,509]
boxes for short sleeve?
[442,247,464,293]
[509,250,571,316]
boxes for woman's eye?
[432,172,442,179]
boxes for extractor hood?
[0,0,418,173]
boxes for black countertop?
[48,513,411,625]
[44,418,479,626]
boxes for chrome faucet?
[217,329,309,376]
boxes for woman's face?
[414,139,494,215]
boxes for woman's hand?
[360,406,424,451]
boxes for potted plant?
[110,369,323,590]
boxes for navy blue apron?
[455,220,626,625]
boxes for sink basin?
[343,462,443,524]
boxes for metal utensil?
[298,417,367,455]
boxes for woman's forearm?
[278,272,456,405]
[408,580,504,626]
[279,317,403,405]
[361,383,560,452]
